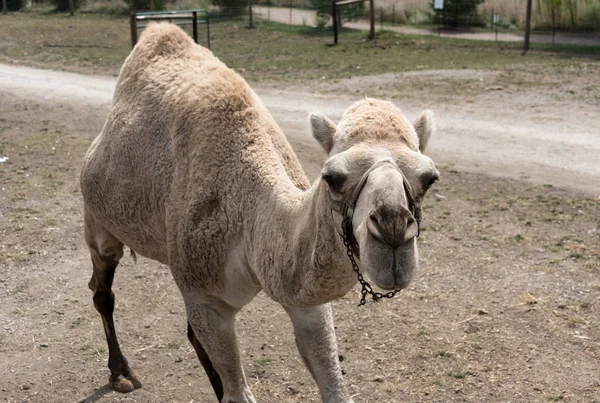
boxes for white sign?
[434,0,444,10]
[493,14,500,24]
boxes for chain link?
[341,216,401,306]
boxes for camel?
[80,23,439,403]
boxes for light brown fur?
[80,23,438,403]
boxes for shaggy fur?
[80,23,438,403]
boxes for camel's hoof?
[111,374,142,393]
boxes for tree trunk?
[566,0,577,27]
[248,0,254,28]
[69,0,75,16]
[2,0,7,15]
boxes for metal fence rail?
[332,0,371,45]
[130,9,210,49]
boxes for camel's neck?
[246,178,357,307]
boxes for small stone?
[174,357,182,363]
[39,343,49,348]
[22,384,30,390]
[373,376,384,383]
[338,354,345,362]
[478,309,489,315]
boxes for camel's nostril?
[368,207,415,249]
[370,214,379,224]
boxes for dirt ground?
[0,60,599,403]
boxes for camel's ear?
[310,112,336,153]
[413,110,434,153]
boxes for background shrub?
[123,0,166,11]
[211,0,247,16]
[52,0,85,11]
[6,0,26,11]
[432,0,485,27]
[81,0,129,14]
[310,0,330,27]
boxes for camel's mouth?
[362,241,417,292]
[370,271,412,291]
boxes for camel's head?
[311,98,439,291]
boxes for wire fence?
[251,0,600,47]
[13,0,599,48]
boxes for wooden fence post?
[130,13,138,48]
[332,0,338,45]
[192,11,198,43]
[523,0,532,53]
[69,0,74,16]
[2,0,8,15]
[248,0,254,28]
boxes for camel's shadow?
[78,384,113,403]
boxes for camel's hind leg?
[85,209,142,393]
[187,322,224,401]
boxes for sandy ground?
[0,64,599,403]
[253,6,600,47]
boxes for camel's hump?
[133,22,210,60]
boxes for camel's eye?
[423,173,439,191]
[322,170,347,194]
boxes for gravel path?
[1,63,599,195]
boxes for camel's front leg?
[186,300,256,403]
[285,304,354,403]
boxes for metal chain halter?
[341,216,402,306]
[331,160,421,306]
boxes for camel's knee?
[88,258,117,292]
[85,210,124,292]
[93,290,115,316]
[87,238,124,269]
[85,209,124,266]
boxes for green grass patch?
[253,357,273,367]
